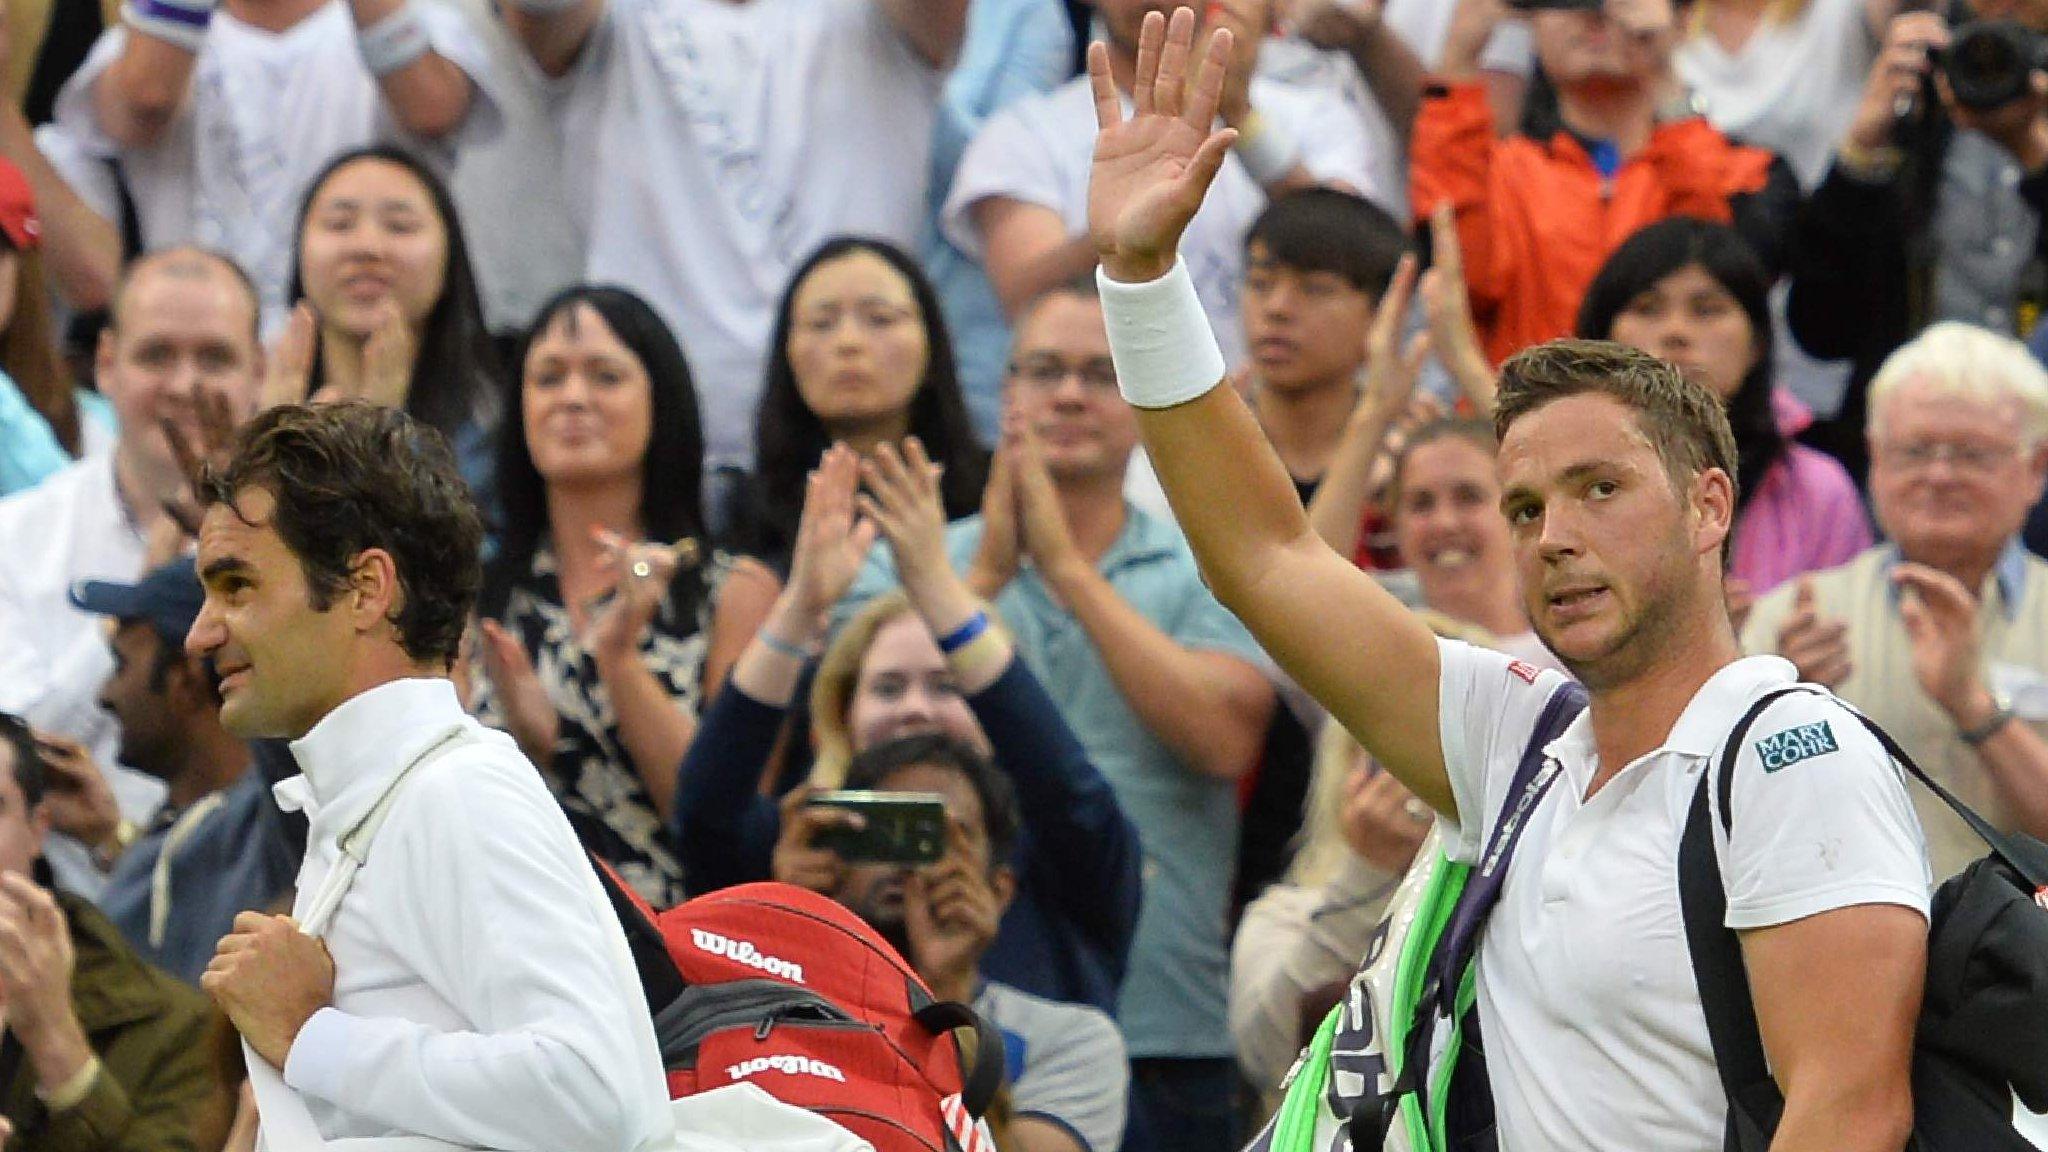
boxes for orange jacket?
[1411,83,1780,366]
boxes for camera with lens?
[1941,20,2048,112]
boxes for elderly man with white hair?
[1742,321,2048,882]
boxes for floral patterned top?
[472,539,727,906]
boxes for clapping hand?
[786,444,880,624]
[583,529,697,662]
[1087,8,1240,285]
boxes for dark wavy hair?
[1575,218,1781,515]
[844,733,1020,872]
[747,237,987,562]
[480,285,707,619]
[286,145,503,445]
[202,402,484,668]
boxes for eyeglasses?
[1008,357,1119,394]
[1876,439,2024,474]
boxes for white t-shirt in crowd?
[1435,639,1930,1152]
[1676,0,1876,190]
[47,0,498,336]
[555,0,945,470]
[0,456,167,896]
[1380,0,1535,74]
[945,73,1375,372]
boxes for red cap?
[0,158,42,252]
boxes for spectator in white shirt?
[498,0,968,474]
[944,0,1375,375]
[0,246,261,894]
[39,0,496,330]
[192,400,673,1150]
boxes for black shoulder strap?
[1678,689,1795,1138]
[1680,680,2048,1146]
[1360,678,1589,1140]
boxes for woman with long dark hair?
[716,237,989,688]
[1577,217,1871,600]
[0,155,113,495]
[470,285,733,906]
[276,144,503,505]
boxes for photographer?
[771,734,1128,1152]
[1788,1,2048,484]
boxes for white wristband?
[357,2,431,77]
[122,0,216,53]
[505,0,584,14]
[1235,113,1303,187]
[1097,257,1227,410]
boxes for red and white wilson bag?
[599,873,1002,1152]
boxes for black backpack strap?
[911,1000,1006,1119]
[589,852,689,1015]
[1352,679,1589,1151]
[1678,688,1801,1146]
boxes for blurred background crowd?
[0,0,2046,1147]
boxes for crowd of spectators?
[0,0,2045,1147]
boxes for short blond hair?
[1868,322,2048,450]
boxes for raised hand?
[359,300,417,409]
[477,618,560,767]
[1893,563,1991,723]
[262,303,318,411]
[1206,0,1270,126]
[903,818,1003,1002]
[159,386,241,538]
[786,443,880,622]
[583,528,693,662]
[1006,414,1084,582]
[30,733,122,856]
[1338,756,1431,875]
[966,441,1020,597]
[1359,253,1429,422]
[857,440,950,588]
[1846,11,1946,152]
[1087,8,1240,283]
[1775,577,1852,688]
[1420,203,1495,410]
[771,785,863,896]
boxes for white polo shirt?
[1435,639,1930,1152]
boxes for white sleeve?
[32,124,122,225]
[1715,693,1933,930]
[1433,638,1574,864]
[283,755,666,1151]
[387,2,506,156]
[1478,22,1535,78]
[939,98,1070,259]
[50,28,135,158]
[1284,86,1378,202]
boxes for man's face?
[1869,379,2048,570]
[1393,436,1516,613]
[99,263,261,480]
[1240,243,1376,393]
[0,745,50,880]
[1532,10,1660,89]
[834,763,996,950]
[187,488,359,740]
[1498,393,1718,688]
[1006,293,1139,482]
[99,621,180,781]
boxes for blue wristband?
[758,630,815,663]
[936,611,989,654]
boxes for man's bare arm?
[1742,904,1923,1152]
[1088,10,1450,810]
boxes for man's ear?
[347,548,405,635]
[989,864,1016,917]
[1692,466,1736,560]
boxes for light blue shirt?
[842,507,1266,1058]
[923,0,1073,440]
[0,375,115,498]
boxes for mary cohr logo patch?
[1755,720,1839,772]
